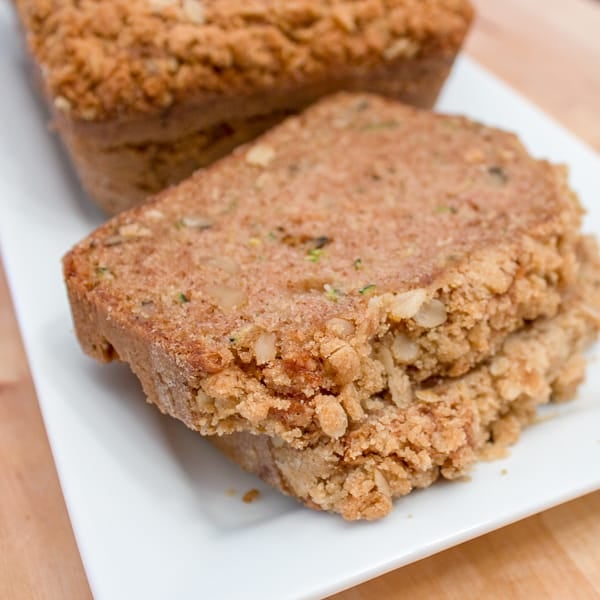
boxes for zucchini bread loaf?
[16,0,473,214]
[63,93,600,519]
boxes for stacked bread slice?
[63,94,600,519]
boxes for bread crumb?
[500,469,508,476]
[226,488,237,496]
[242,489,260,503]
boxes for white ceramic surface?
[1,5,599,599]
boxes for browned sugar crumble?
[212,246,600,519]
[16,0,473,121]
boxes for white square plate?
[1,5,599,599]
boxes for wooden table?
[1,1,599,598]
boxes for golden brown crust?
[16,0,473,122]
[63,93,589,453]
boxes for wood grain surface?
[1,1,599,598]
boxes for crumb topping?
[213,250,600,519]
[16,0,473,120]
[242,488,260,503]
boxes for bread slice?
[64,93,586,450]
[15,0,473,213]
